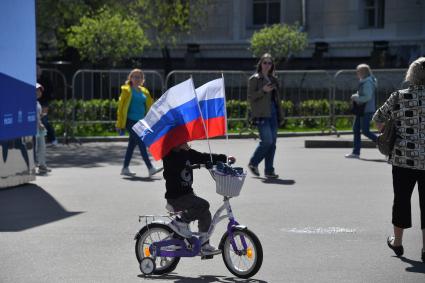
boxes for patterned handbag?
[377,92,399,156]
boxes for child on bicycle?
[162,142,235,255]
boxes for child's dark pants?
[167,193,212,232]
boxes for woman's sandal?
[387,236,404,257]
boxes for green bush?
[48,98,353,136]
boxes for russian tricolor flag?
[133,77,227,160]
[196,78,227,139]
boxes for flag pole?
[191,76,213,162]
[221,73,228,141]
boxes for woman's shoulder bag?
[351,101,366,116]
[377,92,399,156]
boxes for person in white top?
[36,83,51,174]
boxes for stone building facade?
[143,0,425,70]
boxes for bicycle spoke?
[225,231,257,274]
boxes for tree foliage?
[36,0,122,52]
[36,0,210,62]
[130,0,210,47]
[66,7,149,65]
[250,24,308,64]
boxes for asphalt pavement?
[1,136,424,282]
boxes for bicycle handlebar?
[186,161,214,170]
[187,164,202,170]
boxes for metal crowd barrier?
[39,68,70,142]
[275,70,335,132]
[60,68,408,138]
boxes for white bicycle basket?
[213,170,247,197]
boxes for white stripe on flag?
[133,78,197,138]
[195,78,225,101]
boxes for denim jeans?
[249,108,278,174]
[123,119,152,169]
[41,115,57,143]
[352,112,377,155]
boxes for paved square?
[1,137,424,282]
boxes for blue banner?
[0,0,36,140]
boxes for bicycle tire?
[219,227,263,278]
[135,223,180,275]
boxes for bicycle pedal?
[201,255,214,260]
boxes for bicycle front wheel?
[219,227,263,279]
[135,223,180,275]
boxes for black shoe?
[422,249,425,263]
[265,172,279,179]
[387,236,403,257]
[248,164,259,176]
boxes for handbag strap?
[391,91,399,116]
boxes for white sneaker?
[121,167,136,176]
[149,166,163,177]
[201,242,221,255]
[345,153,360,159]
[169,219,191,238]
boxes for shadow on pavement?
[138,273,268,282]
[253,177,295,185]
[46,143,151,168]
[122,176,160,182]
[399,256,425,273]
[0,183,82,231]
[359,158,387,163]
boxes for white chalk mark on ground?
[281,227,357,234]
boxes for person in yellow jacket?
[116,69,162,177]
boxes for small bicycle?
[134,162,263,279]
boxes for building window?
[361,0,385,28]
[253,0,281,26]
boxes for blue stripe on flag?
[199,98,225,120]
[142,98,201,146]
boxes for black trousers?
[392,166,425,229]
[167,193,211,232]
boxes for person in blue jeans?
[345,64,378,159]
[247,53,284,178]
[116,69,162,177]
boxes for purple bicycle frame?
[226,216,248,253]
[152,236,201,257]
[151,198,248,258]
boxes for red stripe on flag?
[205,116,226,138]
[196,116,226,139]
[149,118,206,160]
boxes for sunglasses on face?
[262,61,273,65]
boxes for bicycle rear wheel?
[219,227,263,278]
[135,223,180,275]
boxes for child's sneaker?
[149,166,163,177]
[121,167,136,176]
[201,242,221,255]
[169,218,191,238]
[199,233,221,255]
